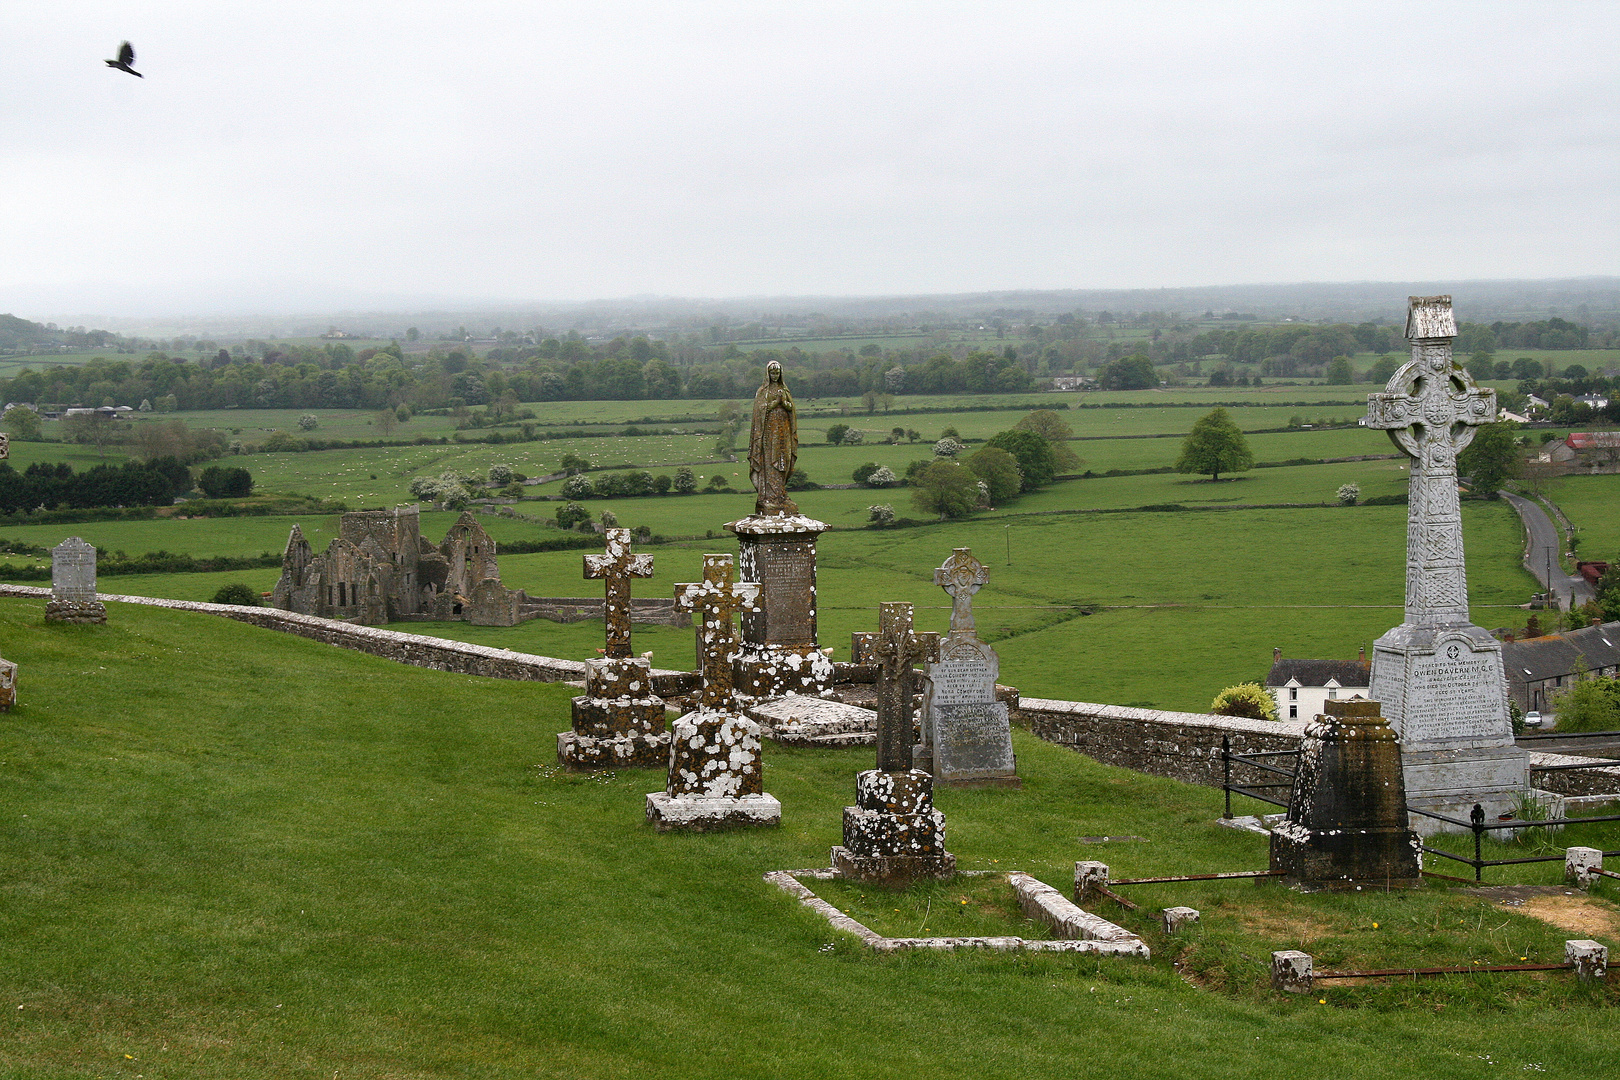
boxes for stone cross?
[1364,296,1496,625]
[584,528,653,659]
[933,547,988,633]
[674,554,761,709]
[872,602,939,772]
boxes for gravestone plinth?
[558,529,669,769]
[46,537,106,624]
[915,548,1017,787]
[725,514,834,699]
[0,655,16,712]
[646,554,781,831]
[831,603,954,886]
[559,658,669,769]
[831,768,956,886]
[1363,296,1527,833]
[1269,700,1423,890]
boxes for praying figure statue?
[748,360,799,516]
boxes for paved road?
[1500,490,1595,610]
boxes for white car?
[1524,711,1543,729]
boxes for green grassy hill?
[0,599,1614,1078]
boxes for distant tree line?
[0,459,193,514]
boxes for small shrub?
[297,414,319,431]
[1210,682,1278,721]
[867,504,895,526]
[211,582,262,607]
[1337,482,1360,506]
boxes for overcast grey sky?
[4,2,1618,317]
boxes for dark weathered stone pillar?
[1270,699,1422,890]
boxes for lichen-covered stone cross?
[934,547,988,633]
[674,554,761,709]
[873,602,939,772]
[1364,295,1496,625]
[584,528,654,658]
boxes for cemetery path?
[1500,491,1596,610]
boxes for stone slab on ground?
[748,693,876,746]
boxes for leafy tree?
[910,461,979,519]
[1368,356,1401,385]
[1174,407,1253,481]
[395,403,412,423]
[965,445,1022,506]
[560,474,594,499]
[842,428,864,445]
[672,466,697,494]
[933,437,964,458]
[374,408,397,435]
[1465,351,1496,382]
[1099,353,1157,390]
[1324,356,1355,385]
[211,582,262,606]
[825,423,850,446]
[3,406,41,441]
[984,429,1056,491]
[60,412,123,457]
[867,503,895,526]
[487,463,513,485]
[652,473,672,494]
[1336,483,1360,506]
[559,452,591,476]
[556,501,592,529]
[865,466,897,488]
[1457,422,1521,499]
[297,414,319,431]
[1013,409,1080,471]
[1552,675,1620,733]
[1210,682,1278,721]
[852,462,881,485]
[196,465,253,498]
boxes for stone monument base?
[1402,745,1529,836]
[734,643,835,700]
[831,846,957,888]
[45,599,106,624]
[558,657,670,769]
[0,656,16,712]
[834,768,955,887]
[645,792,781,832]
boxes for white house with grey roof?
[1502,620,1620,716]
[1263,647,1371,721]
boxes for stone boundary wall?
[1019,697,1309,789]
[1020,696,1620,799]
[0,584,601,683]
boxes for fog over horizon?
[5,2,1618,322]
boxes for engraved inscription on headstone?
[1398,638,1505,744]
[754,541,815,645]
[52,537,98,601]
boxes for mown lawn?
[0,600,1614,1078]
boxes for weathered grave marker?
[1363,296,1527,830]
[646,554,780,830]
[558,529,669,769]
[45,537,106,624]
[832,602,955,886]
[917,547,1017,786]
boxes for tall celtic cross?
[873,602,940,772]
[934,547,988,633]
[674,554,761,709]
[584,528,654,659]
[1364,296,1496,626]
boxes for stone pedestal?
[831,768,955,887]
[43,599,106,624]
[1370,624,1528,834]
[726,514,834,698]
[1269,700,1423,889]
[645,706,780,831]
[558,657,670,769]
[0,656,16,712]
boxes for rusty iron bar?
[1592,867,1620,880]
[1111,870,1283,885]
[1315,962,1574,980]
[1225,757,1298,779]
[1092,885,1138,911]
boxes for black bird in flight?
[105,41,142,78]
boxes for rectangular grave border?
[764,868,1149,956]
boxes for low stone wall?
[1019,697,1308,788]
[0,584,603,683]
